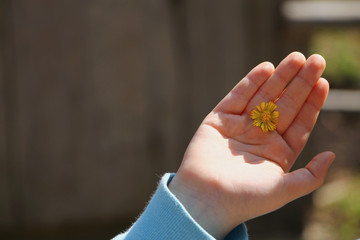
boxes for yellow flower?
[250,101,279,133]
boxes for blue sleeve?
[112,173,248,240]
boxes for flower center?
[261,111,271,123]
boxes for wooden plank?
[167,0,197,162]
[0,0,15,229]
[141,0,179,172]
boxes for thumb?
[283,151,336,202]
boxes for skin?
[168,52,336,239]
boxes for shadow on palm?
[204,110,294,171]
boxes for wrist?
[168,173,231,239]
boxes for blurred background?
[1,0,360,239]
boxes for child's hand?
[169,52,335,239]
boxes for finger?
[276,54,326,134]
[214,62,274,114]
[245,52,306,114]
[283,78,329,167]
[283,151,335,203]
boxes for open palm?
[169,52,335,239]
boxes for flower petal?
[260,102,266,111]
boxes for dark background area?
[1,0,359,239]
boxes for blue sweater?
[113,173,248,240]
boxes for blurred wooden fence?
[4,0,358,239]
